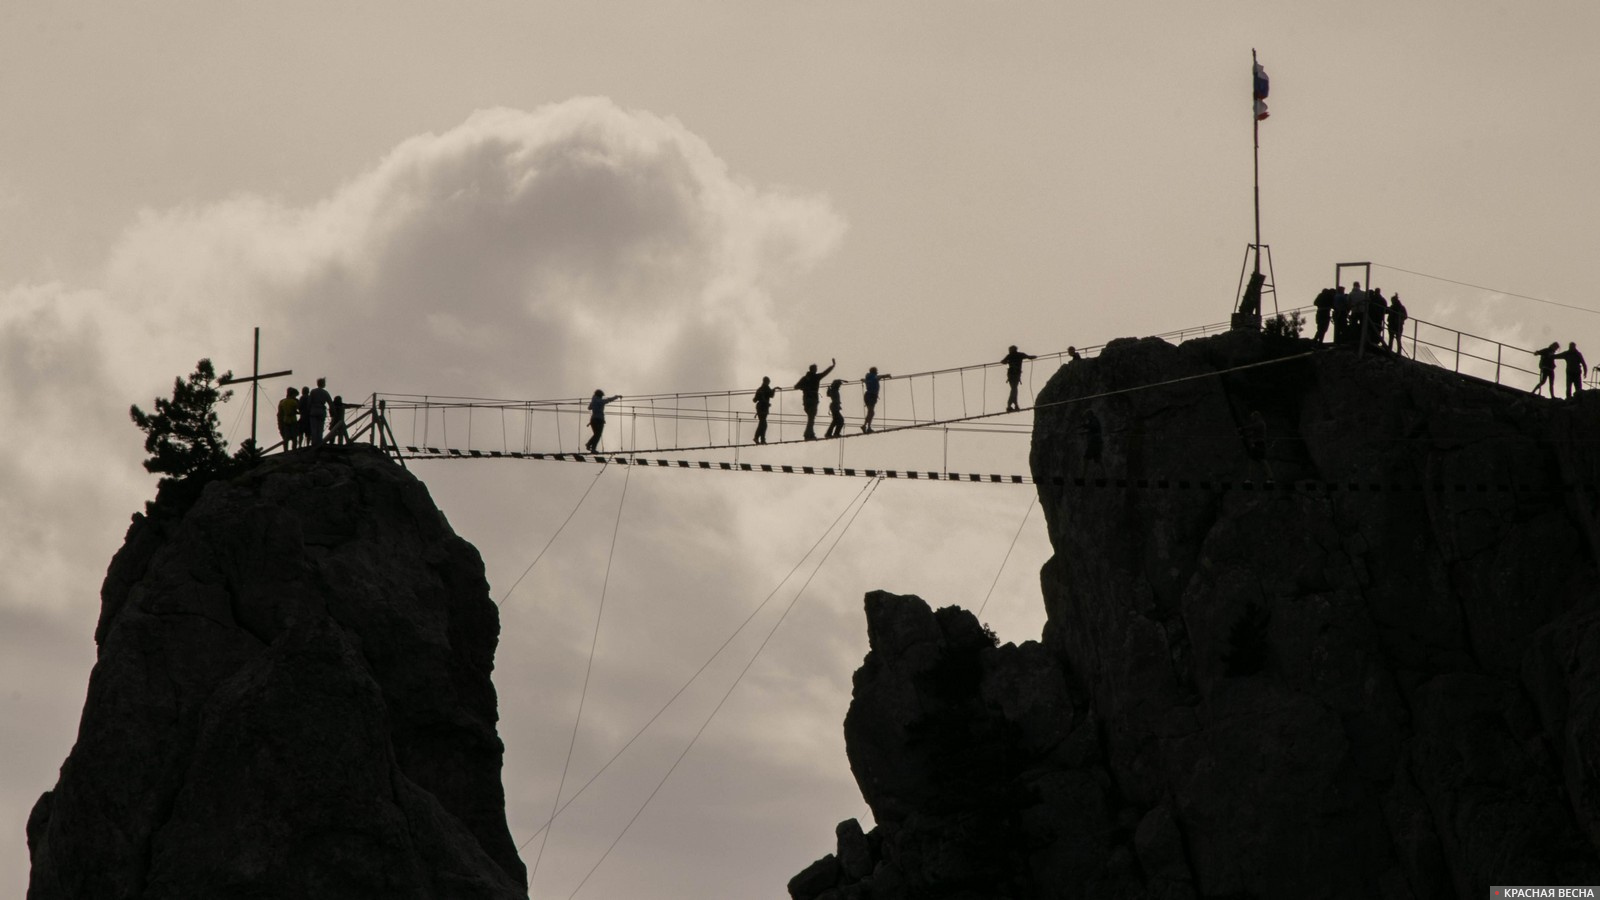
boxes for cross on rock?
[217,327,293,450]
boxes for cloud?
[101,98,846,398]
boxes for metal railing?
[1402,317,1538,390]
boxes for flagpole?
[1252,48,1261,277]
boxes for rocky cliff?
[27,443,527,900]
[792,331,1600,899]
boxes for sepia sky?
[3,3,1598,898]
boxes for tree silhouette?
[130,358,234,483]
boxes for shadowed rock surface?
[792,331,1600,899]
[27,443,527,900]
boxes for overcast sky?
[3,3,1598,898]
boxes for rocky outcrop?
[28,444,527,900]
[794,331,1600,898]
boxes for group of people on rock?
[1311,281,1407,352]
[277,378,349,449]
[1532,342,1588,399]
[581,345,1045,453]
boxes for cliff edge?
[792,331,1600,899]
[27,444,527,899]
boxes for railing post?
[1455,331,1461,373]
[1495,343,1503,384]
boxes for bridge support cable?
[497,464,610,609]
[977,495,1037,619]
[530,462,633,894]
[566,477,885,899]
[1372,262,1600,317]
[511,478,876,856]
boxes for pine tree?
[129,358,234,483]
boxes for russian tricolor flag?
[1253,60,1270,120]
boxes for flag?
[1253,59,1270,120]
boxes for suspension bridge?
[248,304,1577,489]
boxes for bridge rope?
[978,495,1036,619]
[497,462,609,608]
[567,476,884,898]
[511,479,875,853]
[530,462,632,894]
[1373,262,1600,316]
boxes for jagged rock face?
[27,444,527,900]
[795,332,1600,899]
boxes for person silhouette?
[1386,294,1407,353]
[824,379,846,439]
[861,366,891,433]
[585,389,621,452]
[1366,289,1388,348]
[1312,287,1336,344]
[296,385,313,447]
[793,358,835,440]
[1556,342,1588,398]
[305,377,333,447]
[1067,346,1082,362]
[1533,343,1560,398]
[328,395,349,445]
[1002,345,1036,412]
[752,376,777,444]
[277,387,299,450]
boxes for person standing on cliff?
[1533,343,1560,397]
[328,395,350,445]
[1002,345,1036,412]
[794,358,835,440]
[1312,287,1335,343]
[305,378,333,447]
[295,385,314,447]
[861,366,891,433]
[752,376,777,444]
[1556,342,1588,398]
[585,389,621,452]
[1366,289,1389,349]
[1387,294,1408,354]
[277,387,299,450]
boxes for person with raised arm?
[793,358,835,441]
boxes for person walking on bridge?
[752,376,777,444]
[824,379,846,439]
[1002,345,1036,412]
[1557,342,1588,398]
[585,389,622,452]
[861,366,891,433]
[1533,343,1560,398]
[794,358,835,440]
